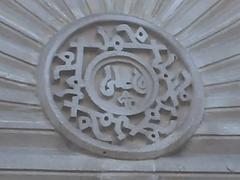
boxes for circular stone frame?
[37,14,204,160]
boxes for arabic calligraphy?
[48,20,196,156]
[100,64,147,98]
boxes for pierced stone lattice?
[38,15,203,159]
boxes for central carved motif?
[38,15,204,159]
[85,51,159,115]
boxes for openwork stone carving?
[38,14,204,159]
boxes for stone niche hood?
[0,0,239,179]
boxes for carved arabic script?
[52,24,192,144]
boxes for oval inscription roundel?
[38,14,204,160]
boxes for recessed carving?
[38,14,204,159]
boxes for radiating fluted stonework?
[38,14,204,159]
[0,0,240,178]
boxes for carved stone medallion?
[38,14,204,159]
